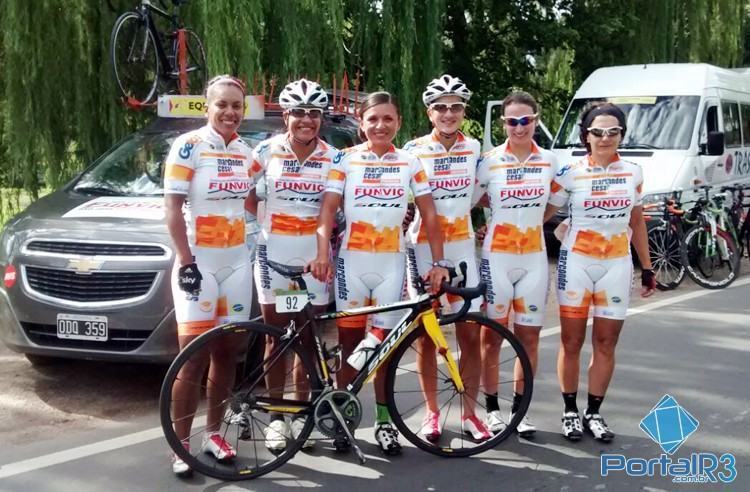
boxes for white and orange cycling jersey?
[251,134,337,306]
[326,142,432,329]
[475,140,558,326]
[403,130,479,245]
[164,125,254,335]
[548,153,644,320]
[403,130,482,312]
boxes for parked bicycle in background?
[110,0,207,105]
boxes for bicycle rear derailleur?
[313,390,366,464]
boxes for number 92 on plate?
[275,290,308,313]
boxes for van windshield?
[553,96,700,150]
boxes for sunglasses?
[429,102,467,113]
[288,108,324,119]
[501,114,537,127]
[587,126,622,137]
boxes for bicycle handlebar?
[439,281,487,326]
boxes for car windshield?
[553,96,700,150]
[73,123,357,197]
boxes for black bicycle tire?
[159,321,321,481]
[180,29,208,95]
[110,11,160,104]
[646,220,685,290]
[680,225,740,289]
[384,314,533,458]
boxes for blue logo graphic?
[639,394,699,455]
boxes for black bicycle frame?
[136,0,181,78]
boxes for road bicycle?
[644,191,687,290]
[720,184,750,261]
[110,0,207,106]
[159,261,533,481]
[680,186,741,289]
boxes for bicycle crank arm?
[329,403,367,464]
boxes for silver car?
[0,114,358,365]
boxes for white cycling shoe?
[264,419,291,452]
[509,412,536,437]
[485,410,507,435]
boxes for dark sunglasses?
[288,108,323,119]
[501,114,537,127]
[587,126,622,137]
[429,102,467,114]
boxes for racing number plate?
[275,290,308,313]
[56,314,108,341]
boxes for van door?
[482,100,554,152]
[717,99,745,186]
[697,98,723,187]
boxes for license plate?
[275,290,308,313]
[56,314,108,341]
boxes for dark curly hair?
[579,102,627,151]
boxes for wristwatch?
[431,259,454,269]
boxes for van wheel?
[24,354,67,366]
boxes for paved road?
[1,278,749,491]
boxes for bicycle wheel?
[167,29,208,95]
[680,225,740,289]
[110,12,159,104]
[647,220,686,290]
[159,322,322,481]
[385,314,532,457]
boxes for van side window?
[721,101,742,147]
[741,104,750,146]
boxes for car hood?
[9,190,171,242]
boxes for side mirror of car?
[703,131,725,156]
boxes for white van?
[483,63,750,206]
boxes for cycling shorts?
[334,250,407,330]
[406,239,482,313]
[172,247,252,336]
[479,251,548,327]
[254,234,330,307]
[556,248,633,321]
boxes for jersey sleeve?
[548,162,572,208]
[249,141,270,184]
[324,150,347,195]
[163,133,197,195]
[408,154,431,198]
[472,152,491,206]
[633,164,644,206]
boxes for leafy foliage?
[0,0,747,221]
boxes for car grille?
[24,266,157,302]
[25,240,167,257]
[21,322,148,352]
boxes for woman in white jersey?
[474,91,558,438]
[310,91,449,455]
[246,79,338,452]
[164,75,254,477]
[403,75,489,442]
[544,102,656,442]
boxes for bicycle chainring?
[313,390,362,438]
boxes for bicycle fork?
[421,310,466,393]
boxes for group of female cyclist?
[164,73,656,476]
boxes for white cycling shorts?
[254,233,331,307]
[556,248,633,321]
[479,250,549,327]
[334,250,407,330]
[171,247,252,337]
[406,238,483,313]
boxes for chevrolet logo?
[67,258,104,274]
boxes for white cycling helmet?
[278,78,328,110]
[422,74,472,106]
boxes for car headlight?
[641,192,672,206]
